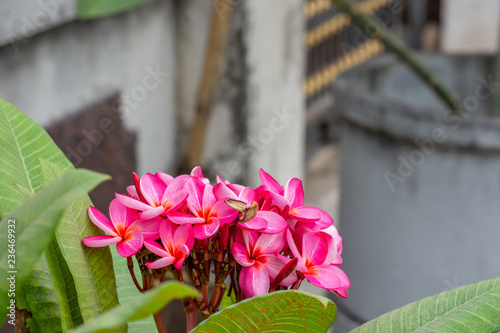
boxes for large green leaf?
[0,98,122,330]
[350,276,500,333]
[71,281,198,333]
[44,238,77,331]
[23,254,66,333]
[0,169,109,322]
[40,159,123,330]
[111,246,157,332]
[192,290,337,333]
[0,97,74,330]
[77,0,156,19]
[0,97,73,218]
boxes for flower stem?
[213,284,227,311]
[127,257,144,292]
[184,303,198,332]
[153,311,167,333]
[208,283,221,312]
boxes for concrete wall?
[441,0,500,53]
[0,0,177,175]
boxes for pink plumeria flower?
[286,229,350,297]
[214,181,287,234]
[83,199,162,257]
[258,169,334,230]
[144,219,194,270]
[232,230,297,298]
[116,173,189,220]
[169,178,239,239]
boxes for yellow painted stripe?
[304,0,393,48]
[304,0,332,19]
[305,39,384,97]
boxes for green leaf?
[220,286,236,310]
[0,98,122,331]
[111,246,157,332]
[0,169,109,322]
[77,0,156,19]
[71,281,198,333]
[45,239,78,331]
[192,290,337,333]
[350,276,500,333]
[0,97,74,329]
[23,254,65,333]
[0,97,73,218]
[40,159,121,328]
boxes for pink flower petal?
[239,187,257,206]
[82,235,121,247]
[168,212,205,225]
[115,193,152,211]
[232,242,255,267]
[304,265,351,291]
[286,229,303,263]
[133,172,147,202]
[268,192,290,211]
[238,230,259,254]
[146,257,176,269]
[302,231,329,267]
[173,224,194,252]
[129,217,162,240]
[213,182,238,201]
[259,255,297,287]
[162,189,189,213]
[138,206,165,220]
[259,169,284,195]
[88,206,118,236]
[239,262,270,298]
[144,239,170,257]
[156,172,174,186]
[185,178,205,216]
[288,206,322,222]
[126,185,138,198]
[227,183,244,195]
[190,166,203,178]
[238,217,267,232]
[116,229,143,257]
[276,254,300,286]
[164,175,189,196]
[320,227,342,265]
[255,211,287,234]
[331,288,349,298]
[193,217,220,240]
[202,185,217,216]
[216,174,226,184]
[140,173,166,207]
[315,208,335,229]
[211,200,238,225]
[254,232,286,256]
[159,219,176,252]
[173,246,189,270]
[285,178,305,208]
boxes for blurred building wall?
[0,0,178,175]
[0,0,305,184]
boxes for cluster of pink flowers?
[83,167,350,300]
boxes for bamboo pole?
[186,0,234,168]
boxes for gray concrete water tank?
[333,54,500,328]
